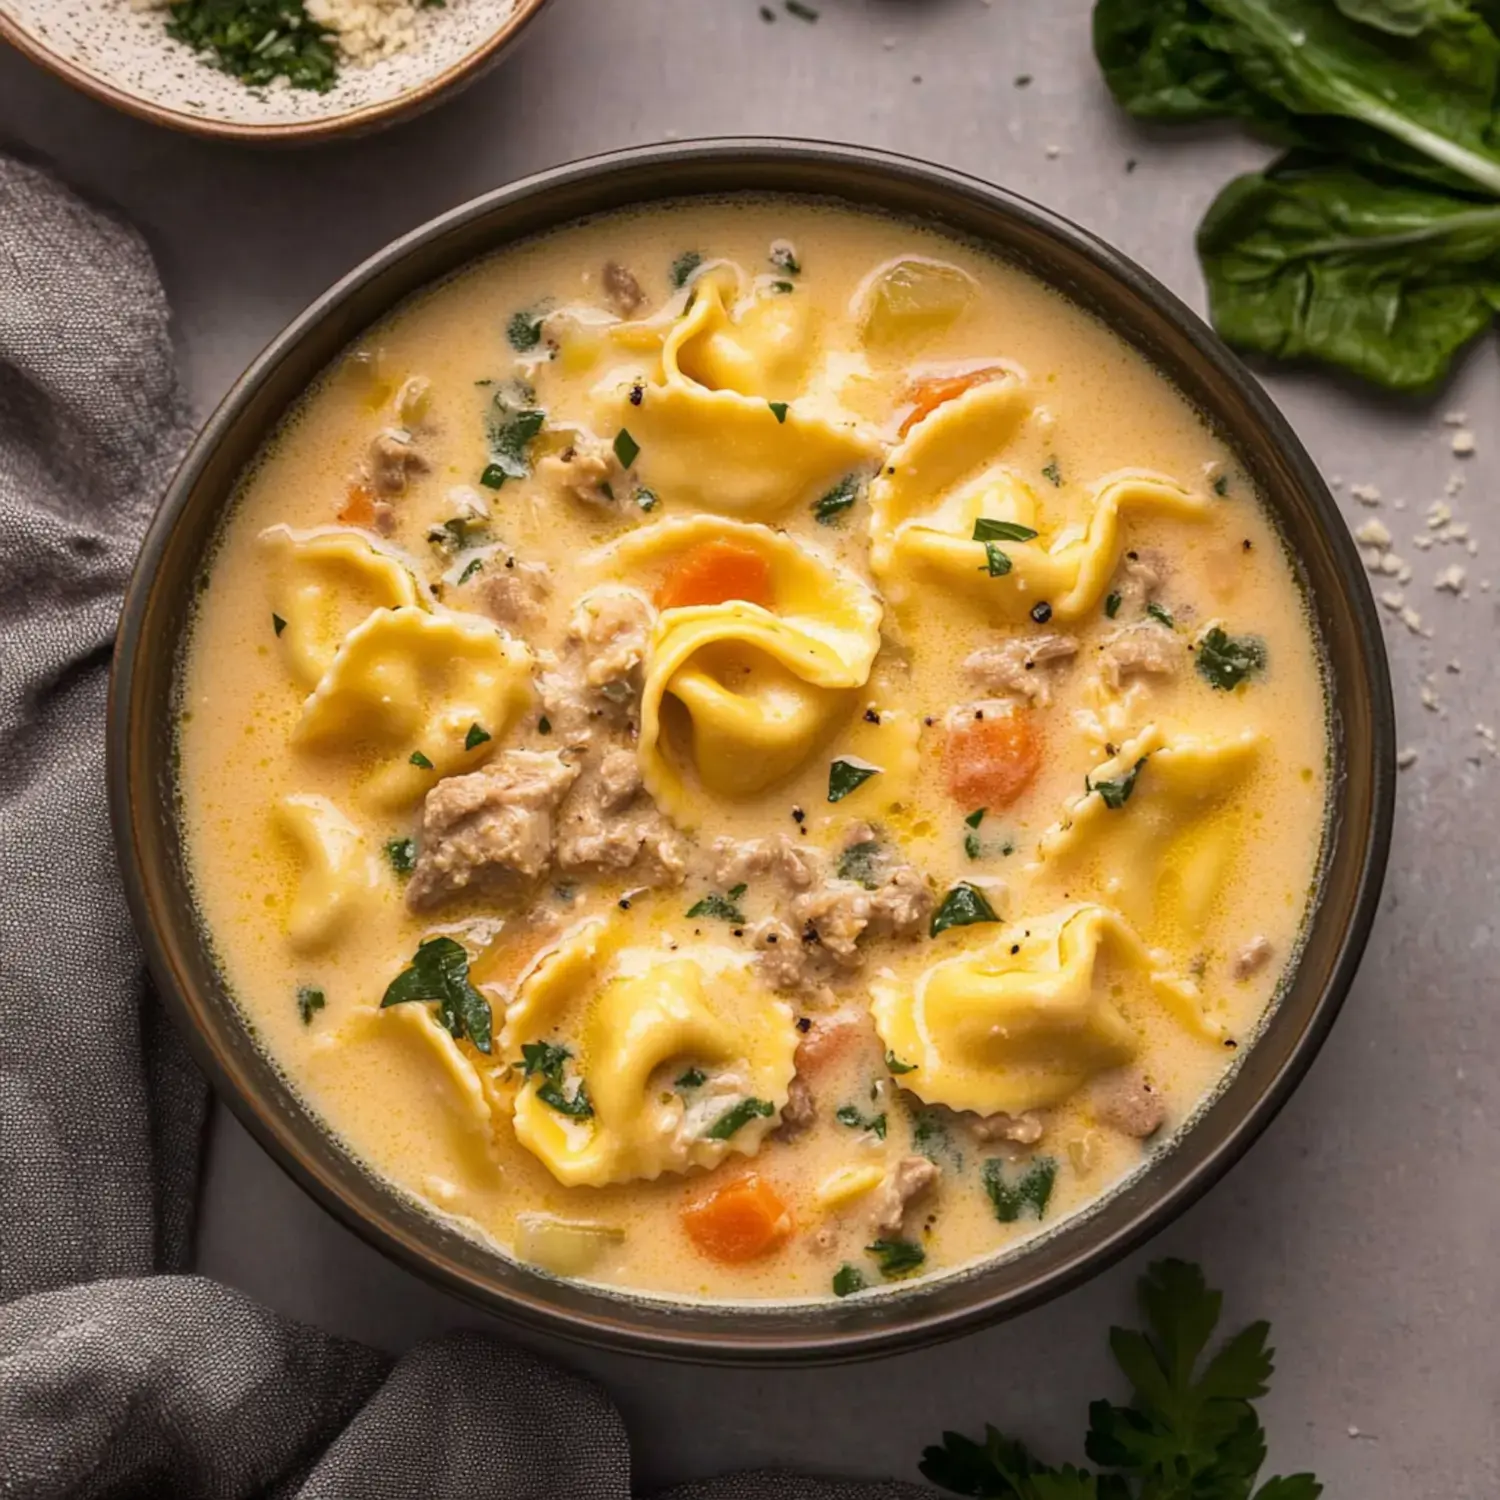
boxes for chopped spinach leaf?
[381,936,492,1053]
[837,839,883,889]
[828,757,880,803]
[706,1097,775,1140]
[832,1263,867,1298]
[964,829,983,861]
[1197,625,1268,691]
[428,516,490,552]
[972,518,1039,543]
[836,1104,888,1139]
[676,1067,706,1089]
[272,612,287,636]
[979,542,1013,577]
[464,723,492,751]
[771,279,795,294]
[1213,472,1230,497]
[669,250,703,288]
[520,1040,570,1080]
[409,750,434,769]
[482,400,545,488]
[519,1040,593,1118]
[727,882,748,901]
[479,464,506,490]
[506,307,545,353]
[538,1079,594,1118]
[930,882,1000,937]
[1090,755,1147,809]
[768,400,789,424]
[886,1050,918,1076]
[384,837,416,876]
[964,807,986,827]
[613,427,640,469]
[686,890,747,923]
[1146,600,1176,628]
[636,485,660,512]
[982,1155,1057,1223]
[457,556,484,584]
[813,473,862,524]
[867,1237,925,1279]
[1105,591,1122,619]
[912,1108,955,1165]
[296,985,325,1024]
[1041,458,1063,486]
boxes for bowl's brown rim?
[0,0,551,143]
[108,138,1395,1363]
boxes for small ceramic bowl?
[110,141,1395,1363]
[0,0,550,141]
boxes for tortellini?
[604,266,879,518]
[1035,726,1264,948]
[596,516,883,822]
[501,918,798,1187]
[273,793,379,954]
[871,903,1212,1118]
[869,380,1213,622]
[292,606,533,809]
[260,525,422,689]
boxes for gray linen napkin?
[0,154,930,1500]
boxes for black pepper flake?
[886,466,896,475]
[791,806,806,824]
[1126,549,1139,561]
[732,928,745,938]
[1125,158,1138,173]
[505,556,516,570]
[863,707,881,724]
[1243,538,1253,551]
[802,922,822,945]
[1010,943,1020,955]
[618,898,631,910]
[767,933,780,945]
[1031,601,1053,624]
[973,709,985,721]
[923,715,934,727]
[796,1016,812,1032]
[1105,742,1117,756]
[629,382,644,406]
[1224,1038,1239,1049]
[1014,74,1032,87]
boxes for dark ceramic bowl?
[109,140,1395,1364]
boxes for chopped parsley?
[980,542,1013,577]
[1041,457,1063,487]
[686,885,747,923]
[867,1237,924,1279]
[768,401,789,424]
[409,750,434,769]
[669,250,703,288]
[963,807,986,859]
[982,1155,1057,1223]
[972,518,1039,543]
[165,0,338,93]
[1197,625,1268,691]
[457,556,484,585]
[271,613,287,636]
[482,398,545,488]
[381,936,492,1053]
[837,839,883,889]
[636,485,660,512]
[1090,756,1147,809]
[813,473,862,524]
[428,516,490,552]
[296,985,325,1025]
[912,1108,955,1166]
[1105,591,1122,619]
[930,882,1001,937]
[520,1040,594,1119]
[828,757,880,803]
[464,723,492,751]
[675,1067,707,1090]
[832,1264,866,1298]
[706,1097,775,1140]
[384,837,416,876]
[885,1050,918,1075]
[613,427,640,469]
[1146,600,1176,628]
[835,1104,888,1139]
[506,307,545,352]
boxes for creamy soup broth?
[179,198,1328,1302]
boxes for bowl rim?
[0,0,551,144]
[109,137,1395,1363]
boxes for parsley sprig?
[920,1259,1321,1500]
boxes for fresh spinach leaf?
[706,1097,775,1140]
[768,401,789,423]
[669,251,703,288]
[867,1237,925,1279]
[296,985,325,1024]
[613,428,640,469]
[506,308,545,352]
[837,839,884,889]
[930,882,1001,937]
[538,1079,594,1118]
[835,1104,888,1139]
[1146,601,1176,628]
[483,395,545,488]
[814,473,862,523]
[519,1040,593,1118]
[381,936,492,1053]
[272,613,287,636]
[982,1156,1057,1223]
[980,542,1014,577]
[686,890,748,923]
[828,757,880,803]
[409,750,434,769]
[832,1264,866,1297]
[886,1050,918,1075]
[464,723,491,751]
[1089,757,1147,809]
[1197,624,1270,689]
[384,837,415,876]
[973,518,1040,542]
[676,1067,706,1089]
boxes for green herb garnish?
[963,807,985,860]
[832,1264,866,1298]
[381,936,491,1053]
[506,308,544,352]
[482,400,545,488]
[1090,756,1147,809]
[676,1067,706,1089]
[457,557,484,584]
[686,888,748,923]
[1146,601,1176,628]
[272,613,287,636]
[613,427,640,468]
[464,723,492,751]
[706,1097,775,1140]
[428,516,490,552]
[828,757,880,803]
[813,473,862,524]
[836,1105,888,1139]
[837,839,883,889]
[296,985,325,1024]
[972,518,1039,543]
[886,1050,918,1075]
[384,837,416,876]
[1197,625,1268,691]
[1213,472,1230,497]
[930,882,1000,937]
[982,1155,1057,1223]
[1105,591,1122,618]
[980,542,1013,577]
[768,401,789,424]
[409,750,434,769]
[867,1237,924,1279]
[669,250,703,288]
[771,280,795,293]
[1041,458,1062,486]
[165,0,337,93]
[770,242,801,274]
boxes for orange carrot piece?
[337,483,376,527]
[943,708,1041,810]
[899,366,1005,438]
[656,540,774,611]
[681,1172,793,1263]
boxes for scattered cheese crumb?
[1399,605,1427,636]
[1380,588,1405,611]
[1451,428,1476,456]
[1379,553,1403,576]
[1435,564,1466,594]
[1396,748,1419,770]
[1421,684,1441,712]
[1442,410,1469,427]
[1447,660,1462,674]
[1397,562,1412,584]
[1414,534,1433,550]
[1354,518,1391,547]
[1045,145,1062,159]
[1427,501,1452,528]
[1350,483,1381,505]
[1446,472,1465,497]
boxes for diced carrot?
[655,540,774,611]
[899,366,1005,438]
[337,483,376,527]
[943,708,1041,809]
[681,1172,793,1263]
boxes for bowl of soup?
[109,140,1394,1360]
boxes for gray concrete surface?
[3,0,1496,1491]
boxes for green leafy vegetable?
[1146,601,1176,628]
[813,473,863,523]
[669,251,703,288]
[973,518,1040,542]
[384,837,416,876]
[837,839,884,888]
[428,516,490,552]
[676,1067,706,1089]
[833,1264,867,1297]
[912,1108,957,1166]
[886,1050,918,1075]
[982,1156,1057,1223]
[770,240,801,274]
[457,557,484,585]
[963,807,986,861]
[483,398,545,487]
[686,889,748,923]
[835,1105,888,1139]
[506,308,545,352]
[980,542,1014,577]
[706,1097,775,1140]
[296,985,325,1024]
[613,428,640,468]
[1041,458,1063,486]
[1105,592,1123,619]
[768,401,790,423]
[921,1259,1320,1500]
[828,757,880,802]
[409,750,434,769]
[464,723,492,751]
[1090,756,1148,809]
[271,613,287,636]
[930,882,1001,937]
[381,936,492,1053]
[867,1238,925,1279]
[1213,472,1231,496]
[165,0,337,93]
[1196,624,1270,689]
[519,1041,594,1118]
